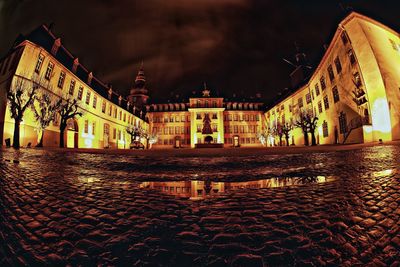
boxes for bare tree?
[281,123,293,146]
[295,112,310,146]
[276,123,284,146]
[126,125,141,144]
[295,111,318,146]
[7,76,38,148]
[58,96,82,148]
[31,90,62,147]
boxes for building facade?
[0,25,148,149]
[265,12,400,146]
[146,87,265,148]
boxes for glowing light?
[373,169,395,178]
[371,98,391,133]
[84,138,92,148]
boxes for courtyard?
[0,144,399,266]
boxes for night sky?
[1,0,399,103]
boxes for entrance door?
[66,119,78,148]
[233,135,239,147]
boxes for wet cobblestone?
[1,145,400,266]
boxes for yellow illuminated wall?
[265,12,400,145]
[0,40,147,148]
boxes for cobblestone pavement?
[1,145,400,266]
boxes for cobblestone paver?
[0,146,400,266]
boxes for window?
[354,72,362,87]
[234,125,238,133]
[322,121,328,137]
[123,113,126,122]
[175,116,179,122]
[306,93,311,104]
[318,101,323,114]
[323,95,329,110]
[113,128,117,139]
[212,101,217,108]
[332,86,340,103]
[114,108,117,118]
[339,112,347,134]
[212,113,217,119]
[234,114,238,121]
[169,116,173,122]
[85,91,91,105]
[334,57,342,74]
[196,100,201,107]
[196,113,201,120]
[69,80,75,95]
[315,84,320,96]
[298,97,303,108]
[119,111,122,120]
[289,104,292,113]
[228,114,232,121]
[212,124,217,132]
[93,95,97,109]
[35,54,44,73]
[389,39,399,51]
[320,76,326,90]
[205,100,209,108]
[57,71,66,88]
[109,106,112,116]
[348,49,356,65]
[77,86,83,100]
[84,120,89,133]
[280,105,284,111]
[341,32,348,45]
[327,65,334,82]
[197,124,201,132]
[44,62,54,80]
[92,122,96,135]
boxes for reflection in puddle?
[373,169,396,178]
[140,176,333,200]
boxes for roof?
[13,24,139,116]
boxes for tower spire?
[128,62,149,108]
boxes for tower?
[128,63,149,109]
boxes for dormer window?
[108,87,112,100]
[72,58,79,73]
[88,72,93,85]
[51,38,61,56]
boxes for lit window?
[332,86,340,103]
[298,97,303,108]
[57,71,66,88]
[84,120,89,133]
[77,86,83,100]
[323,95,329,110]
[389,39,399,51]
[69,80,75,95]
[85,91,91,105]
[306,93,311,104]
[354,72,362,87]
[334,57,342,74]
[315,84,320,96]
[339,112,347,134]
[341,32,348,45]
[328,65,334,82]
[93,95,97,109]
[322,121,328,137]
[318,101,323,114]
[348,49,356,65]
[44,62,54,80]
[320,76,326,90]
[35,54,44,73]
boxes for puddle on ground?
[139,176,334,200]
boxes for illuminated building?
[145,86,265,148]
[265,12,400,145]
[0,25,147,148]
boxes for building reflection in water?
[139,176,332,200]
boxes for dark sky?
[1,0,399,103]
